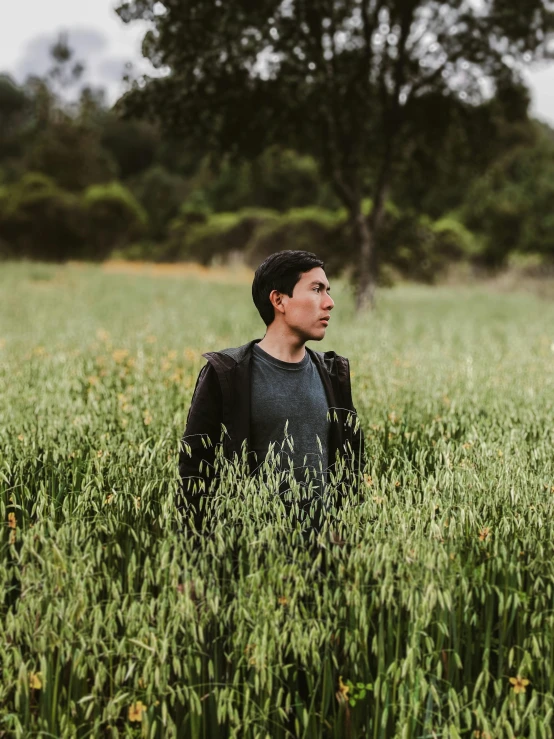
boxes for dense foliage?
[1,26,554,281]
[1,263,554,737]
[117,0,554,303]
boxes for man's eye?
[313,287,320,292]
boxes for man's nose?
[325,294,335,310]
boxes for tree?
[116,0,554,307]
[461,123,554,265]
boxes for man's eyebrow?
[310,281,331,290]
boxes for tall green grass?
[1,262,554,738]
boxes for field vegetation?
[1,262,554,738]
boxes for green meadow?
[1,261,554,738]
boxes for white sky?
[2,0,554,125]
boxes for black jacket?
[178,339,365,529]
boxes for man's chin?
[306,328,327,342]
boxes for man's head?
[252,250,334,341]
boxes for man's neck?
[257,329,306,363]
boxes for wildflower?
[479,527,491,541]
[138,677,145,689]
[87,376,99,386]
[509,676,530,694]
[97,450,103,458]
[278,596,288,606]
[336,676,350,703]
[364,475,373,487]
[29,673,42,690]
[146,335,157,344]
[96,328,110,342]
[105,494,114,505]
[112,349,128,363]
[372,496,384,504]
[135,497,141,510]
[128,701,146,722]
[8,513,16,529]
[18,434,24,441]
[143,411,152,426]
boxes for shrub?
[83,182,148,260]
[0,172,85,260]
[170,208,278,265]
[130,166,188,242]
[244,207,349,275]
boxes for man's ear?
[269,289,285,315]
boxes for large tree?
[117,0,553,307]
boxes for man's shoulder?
[308,346,350,374]
[202,339,261,369]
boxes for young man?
[178,250,365,532]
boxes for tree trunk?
[355,132,395,311]
[354,209,377,311]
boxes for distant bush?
[0,172,85,260]
[461,133,554,266]
[130,166,188,242]
[244,207,349,275]
[83,182,148,260]
[170,208,278,264]
[431,216,483,259]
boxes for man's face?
[279,267,334,341]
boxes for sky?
[2,0,554,125]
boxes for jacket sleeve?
[344,361,367,494]
[177,362,223,532]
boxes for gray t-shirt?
[250,342,329,488]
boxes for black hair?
[252,250,325,326]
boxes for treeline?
[1,64,554,281]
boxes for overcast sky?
[2,0,554,125]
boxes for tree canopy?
[117,0,554,306]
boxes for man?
[178,250,365,533]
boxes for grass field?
[1,261,554,738]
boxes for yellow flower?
[278,595,288,606]
[364,474,373,487]
[128,701,146,722]
[509,676,530,694]
[336,676,350,703]
[8,512,16,529]
[112,349,129,363]
[479,527,491,541]
[29,672,42,690]
[105,494,114,505]
[18,434,25,441]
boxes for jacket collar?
[203,339,342,376]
